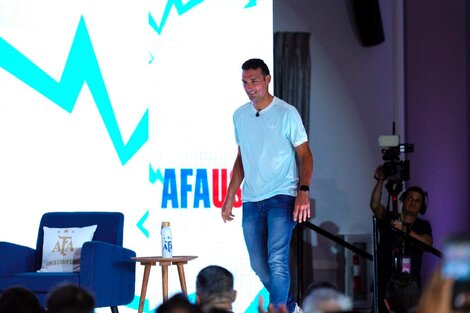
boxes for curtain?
[274,31,312,303]
[273,32,311,133]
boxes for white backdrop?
[0,0,273,312]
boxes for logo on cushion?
[52,233,75,256]
[39,225,97,272]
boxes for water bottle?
[161,221,172,258]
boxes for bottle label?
[161,227,172,258]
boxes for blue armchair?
[0,212,136,313]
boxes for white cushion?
[37,225,97,272]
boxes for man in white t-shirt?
[221,58,314,313]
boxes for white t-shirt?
[233,97,308,202]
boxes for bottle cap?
[162,221,170,228]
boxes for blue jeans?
[242,195,296,313]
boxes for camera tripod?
[384,178,410,272]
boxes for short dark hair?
[156,293,202,313]
[196,265,234,304]
[46,284,95,313]
[0,286,44,313]
[385,272,421,313]
[241,58,270,77]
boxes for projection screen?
[0,0,273,312]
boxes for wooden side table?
[132,256,198,313]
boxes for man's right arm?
[370,166,386,219]
[221,147,244,223]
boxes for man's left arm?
[411,232,433,246]
[293,141,314,222]
[411,220,433,246]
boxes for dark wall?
[274,0,470,293]
[404,0,469,280]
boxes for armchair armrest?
[0,242,37,274]
[80,241,136,307]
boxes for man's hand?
[221,198,235,223]
[374,166,385,181]
[416,269,454,313]
[293,190,310,223]
[391,219,405,232]
[258,296,288,313]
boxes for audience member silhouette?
[0,286,44,313]
[196,265,236,313]
[45,284,95,313]
[383,272,421,313]
[302,284,352,313]
[156,293,202,313]
[304,281,338,298]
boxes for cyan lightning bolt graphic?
[149,0,204,35]
[149,0,257,36]
[0,16,149,165]
[245,0,257,8]
[149,164,164,184]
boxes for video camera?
[379,135,413,183]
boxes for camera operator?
[370,165,433,313]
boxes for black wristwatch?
[299,185,310,192]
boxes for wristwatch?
[299,185,310,192]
